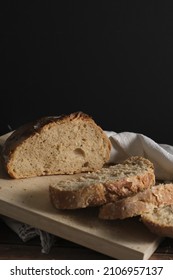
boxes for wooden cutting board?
[0,133,162,260]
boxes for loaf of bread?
[49,156,155,209]
[2,111,111,179]
[141,205,173,238]
[99,183,173,220]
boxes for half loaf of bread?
[141,205,173,238]
[99,183,173,220]
[49,156,155,209]
[2,111,111,179]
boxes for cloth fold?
[3,131,173,253]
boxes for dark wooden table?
[0,219,173,260]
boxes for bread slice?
[49,156,155,209]
[2,112,111,179]
[141,205,173,238]
[99,183,173,220]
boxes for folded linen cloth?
[3,131,173,253]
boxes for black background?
[1,1,173,144]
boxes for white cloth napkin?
[106,131,173,180]
[3,131,173,253]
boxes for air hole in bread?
[73,148,85,157]
[83,162,89,167]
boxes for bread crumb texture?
[141,205,173,238]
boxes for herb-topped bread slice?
[99,183,173,220]
[49,156,155,209]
